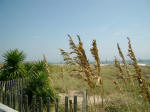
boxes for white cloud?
[113,31,129,37]
[32,35,41,39]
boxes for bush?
[0,49,57,105]
[24,61,46,77]
[0,49,26,80]
[24,71,56,104]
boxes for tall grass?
[60,35,104,110]
[127,37,150,103]
[59,35,150,112]
[113,37,150,111]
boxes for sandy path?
[58,90,102,105]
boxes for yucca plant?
[24,61,46,79]
[23,71,57,105]
[24,58,56,107]
[0,49,26,80]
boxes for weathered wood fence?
[0,92,78,112]
[0,78,88,112]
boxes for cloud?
[113,31,129,37]
[32,35,41,39]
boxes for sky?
[0,0,150,63]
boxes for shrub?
[0,49,26,80]
[23,71,56,104]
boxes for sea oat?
[43,54,53,87]
[114,57,126,83]
[127,37,150,103]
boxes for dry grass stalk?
[127,37,150,103]
[60,66,68,94]
[43,54,54,87]
[117,43,126,66]
[117,43,135,87]
[90,40,104,107]
[60,35,94,88]
[113,80,122,92]
[60,35,104,108]
[60,66,64,81]
[114,57,126,83]
[90,40,101,77]
[117,44,131,78]
[59,49,75,65]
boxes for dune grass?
[50,65,150,94]
[49,64,150,111]
[53,35,150,112]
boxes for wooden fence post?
[13,94,16,110]
[20,79,23,95]
[12,94,14,109]
[47,97,51,112]
[13,79,16,93]
[69,100,73,112]
[55,98,58,112]
[7,93,10,107]
[3,93,6,104]
[9,93,12,108]
[4,82,6,94]
[18,94,23,112]
[24,95,28,112]
[39,97,43,112]
[32,96,36,112]
[10,80,12,92]
[0,92,2,102]
[17,79,19,94]
[82,90,87,112]
[6,81,8,92]
[65,96,68,112]
[8,81,10,92]
[11,80,13,92]
[74,96,77,112]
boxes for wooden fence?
[0,78,88,112]
[0,78,30,95]
[0,92,78,112]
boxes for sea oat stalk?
[90,40,104,107]
[127,37,150,103]
[43,54,54,87]
[114,57,126,83]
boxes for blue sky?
[0,0,150,63]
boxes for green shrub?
[24,71,56,104]
[0,49,26,80]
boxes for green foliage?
[0,49,26,80]
[23,61,57,104]
[33,61,46,72]
[0,49,57,106]
[24,72,56,104]
[24,61,46,77]
[3,49,25,65]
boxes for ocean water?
[138,60,150,66]
[101,60,150,66]
[53,60,150,66]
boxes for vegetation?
[23,71,56,104]
[0,49,57,105]
[59,35,150,112]
[0,36,150,112]
[60,35,104,111]
[0,49,26,80]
